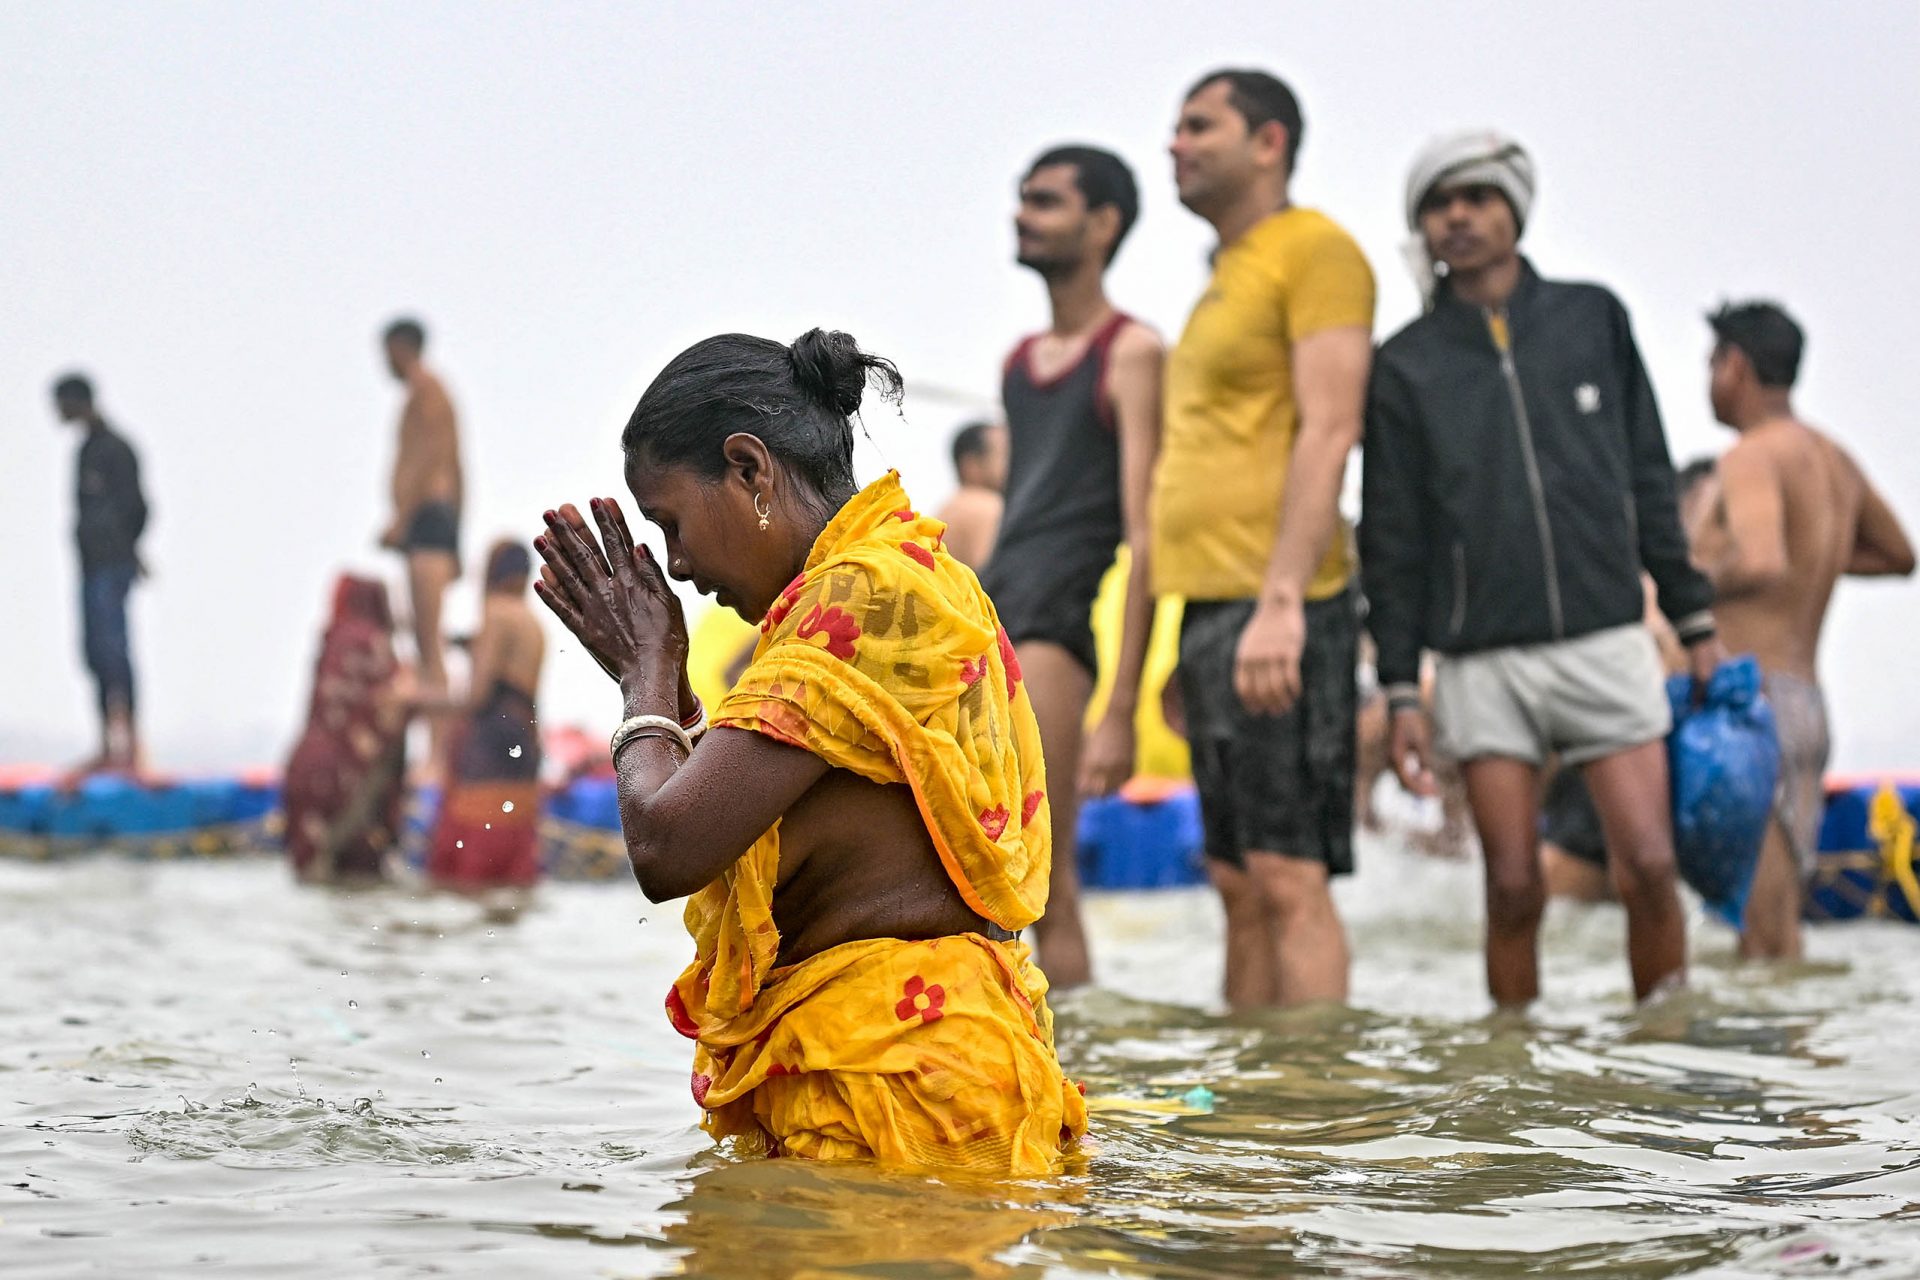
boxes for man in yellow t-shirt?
[1152,68,1375,1010]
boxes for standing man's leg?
[1741,674,1827,961]
[1245,851,1346,1004]
[1181,603,1278,1009]
[408,548,459,768]
[1017,640,1094,989]
[1245,591,1358,1005]
[1582,740,1688,997]
[82,565,138,770]
[1461,758,1546,1008]
[1208,858,1278,1009]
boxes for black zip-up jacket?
[1361,260,1713,694]
[75,419,149,573]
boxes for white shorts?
[1433,624,1671,767]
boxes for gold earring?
[754,492,771,532]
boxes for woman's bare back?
[769,771,996,966]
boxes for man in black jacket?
[53,373,150,775]
[1362,132,1721,1008]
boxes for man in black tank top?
[978,145,1164,988]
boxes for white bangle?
[680,698,708,742]
[611,714,693,761]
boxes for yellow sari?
[667,472,1087,1174]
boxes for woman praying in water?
[533,328,1085,1173]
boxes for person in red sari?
[284,575,409,883]
[423,540,547,890]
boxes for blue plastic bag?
[1665,656,1780,926]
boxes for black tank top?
[981,312,1130,629]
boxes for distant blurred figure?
[1693,300,1915,959]
[934,419,1007,571]
[985,143,1163,989]
[378,317,464,771]
[52,373,150,777]
[284,576,408,883]
[422,540,547,892]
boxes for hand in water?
[1234,596,1305,716]
[1389,706,1437,797]
[534,498,689,686]
[1079,714,1137,799]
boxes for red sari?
[427,679,542,888]
[283,576,407,881]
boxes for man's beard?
[1016,247,1079,279]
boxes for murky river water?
[5,839,1918,1278]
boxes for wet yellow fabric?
[669,471,1087,1174]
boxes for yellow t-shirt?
[1151,207,1375,601]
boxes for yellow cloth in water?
[669,471,1087,1174]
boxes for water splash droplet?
[484,823,493,830]
[339,970,349,978]
[420,1050,432,1059]
[433,1077,443,1085]
[501,800,515,814]
[347,999,359,1010]
[508,744,523,758]
[485,929,495,937]
[480,975,491,983]
[455,840,464,850]
[639,917,648,925]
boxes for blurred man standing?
[1153,71,1374,1009]
[1364,131,1718,1008]
[984,144,1163,988]
[53,373,149,775]
[1694,301,1915,959]
[378,317,464,767]
[934,419,1008,572]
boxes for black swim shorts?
[1177,590,1358,874]
[404,501,461,561]
[1540,765,1606,866]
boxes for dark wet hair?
[52,372,94,408]
[951,420,997,475]
[485,539,532,589]
[384,317,427,352]
[622,329,903,504]
[1709,301,1803,388]
[1187,68,1304,171]
[1025,145,1140,264]
[1676,456,1717,498]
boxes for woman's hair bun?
[787,328,904,418]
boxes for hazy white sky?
[5,2,1917,773]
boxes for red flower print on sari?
[665,985,700,1039]
[890,508,916,523]
[691,1071,713,1106]
[796,604,861,660]
[894,975,946,1024]
[1022,790,1046,825]
[959,655,988,687]
[901,542,936,570]
[997,628,1023,697]
[761,574,807,633]
[979,805,1010,840]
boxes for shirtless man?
[378,317,464,764]
[933,419,1007,572]
[1693,301,1915,959]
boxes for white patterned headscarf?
[1401,129,1536,308]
